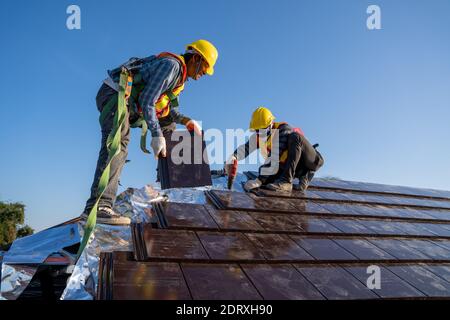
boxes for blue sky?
[1,0,449,232]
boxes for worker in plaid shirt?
[82,40,218,225]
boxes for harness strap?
[76,69,133,260]
[99,53,186,158]
[165,90,179,108]
[130,118,151,154]
[100,87,151,155]
[99,93,118,125]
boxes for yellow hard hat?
[249,107,275,131]
[186,39,218,75]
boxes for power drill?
[226,158,238,190]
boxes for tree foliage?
[0,201,34,250]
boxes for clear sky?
[1,0,449,232]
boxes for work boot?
[80,207,131,225]
[265,180,293,192]
[294,171,315,192]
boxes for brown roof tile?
[98,178,450,300]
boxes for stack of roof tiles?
[98,179,450,300]
[157,131,212,190]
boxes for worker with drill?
[82,40,218,225]
[226,107,324,192]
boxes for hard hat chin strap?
[194,57,203,76]
[185,49,197,55]
[185,49,203,78]
[256,125,273,139]
[267,124,273,138]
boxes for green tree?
[0,201,34,250]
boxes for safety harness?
[76,53,187,259]
[76,68,133,259]
[257,122,305,164]
[257,122,322,170]
[102,53,187,154]
[130,53,187,153]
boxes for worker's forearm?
[170,108,191,125]
[143,106,163,137]
[233,134,257,160]
[233,142,249,161]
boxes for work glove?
[185,119,202,136]
[244,178,262,191]
[224,155,238,175]
[150,136,166,159]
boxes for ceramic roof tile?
[99,178,450,300]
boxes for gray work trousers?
[84,84,175,213]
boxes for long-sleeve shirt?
[139,56,190,137]
[108,55,190,137]
[232,123,294,180]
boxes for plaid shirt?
[112,55,190,137]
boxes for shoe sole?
[293,185,308,192]
[97,217,131,225]
[265,185,292,193]
[79,213,131,225]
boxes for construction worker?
[227,107,324,192]
[82,40,218,225]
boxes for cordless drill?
[226,158,238,190]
